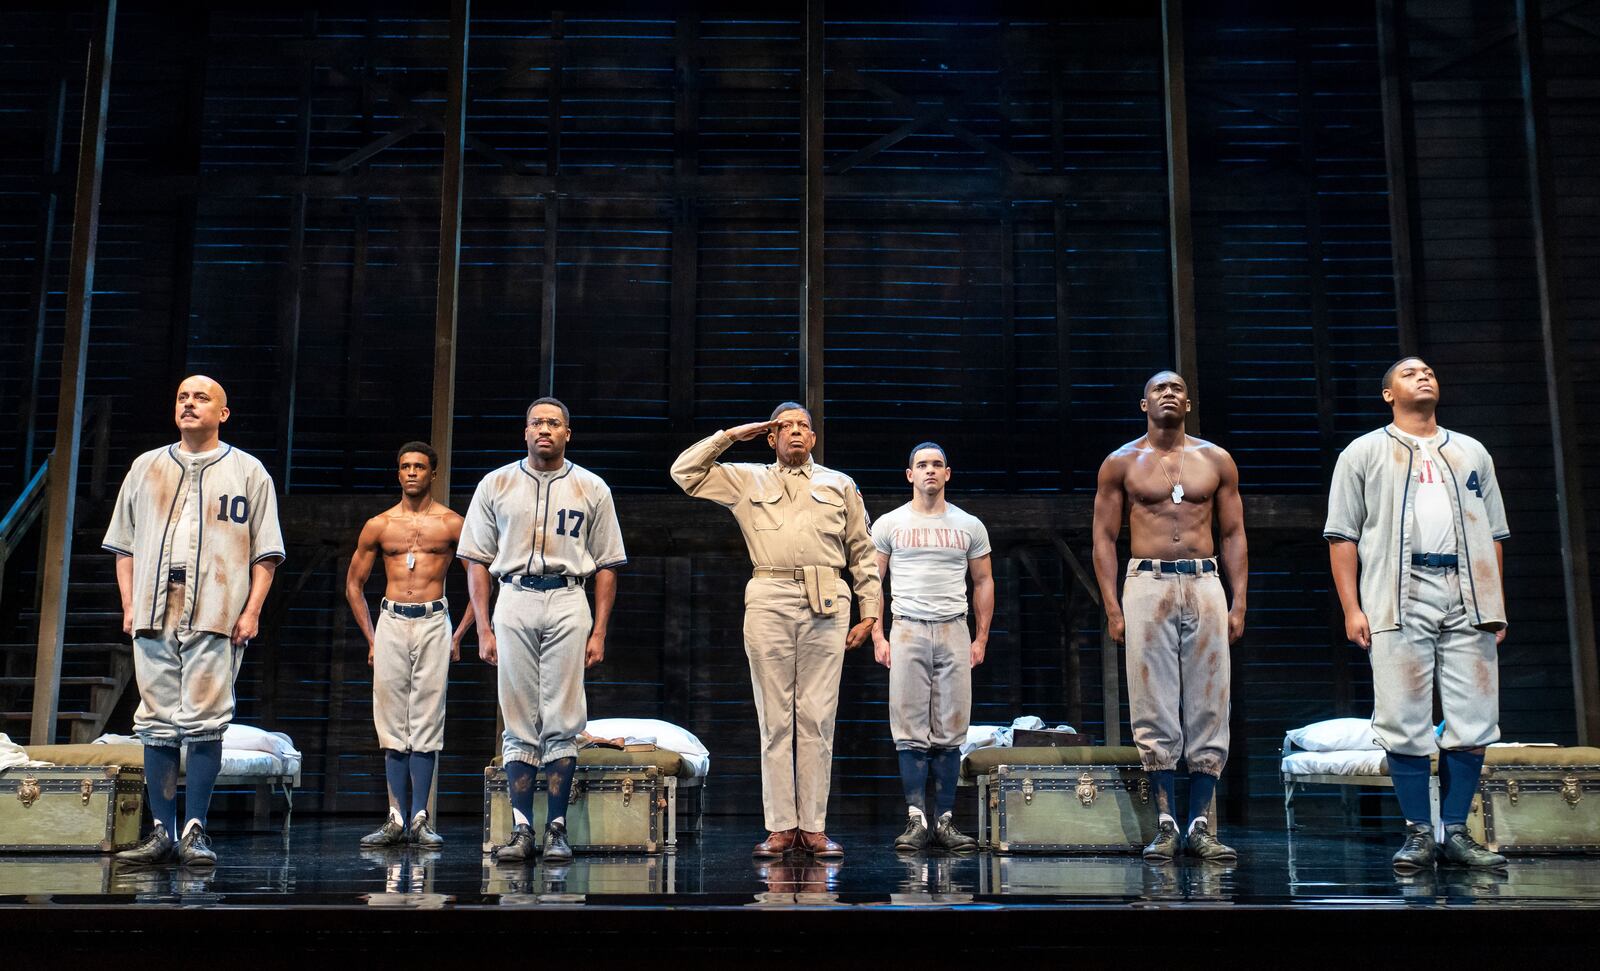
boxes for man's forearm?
[1221,529,1248,610]
[972,577,994,641]
[590,568,618,637]
[1327,541,1361,613]
[344,582,376,645]
[466,563,494,633]
[242,560,279,616]
[1092,539,1121,615]
[114,555,134,612]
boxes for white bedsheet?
[1281,749,1386,777]
[584,718,710,779]
[92,731,301,780]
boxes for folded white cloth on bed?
[584,718,710,778]
[1281,749,1387,776]
[93,726,302,778]
[1284,717,1380,752]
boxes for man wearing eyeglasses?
[461,397,627,864]
[672,402,881,859]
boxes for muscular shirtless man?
[346,441,473,848]
[1092,371,1248,863]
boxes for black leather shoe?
[495,823,538,863]
[1185,819,1237,863]
[408,810,445,849]
[543,821,574,864]
[894,814,929,852]
[1392,822,1438,873]
[1440,824,1507,869]
[360,814,406,847]
[115,822,176,865]
[176,823,217,868]
[1142,819,1181,863]
[931,813,977,853]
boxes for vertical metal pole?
[430,0,469,503]
[1161,0,1200,430]
[165,11,208,408]
[20,76,66,487]
[1298,34,1338,483]
[800,0,826,460]
[1052,200,1073,489]
[32,0,116,745]
[1376,0,1423,357]
[539,193,560,397]
[277,12,315,493]
[669,14,700,430]
[999,206,1017,488]
[1517,0,1600,744]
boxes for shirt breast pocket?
[750,492,784,530]
[810,488,846,534]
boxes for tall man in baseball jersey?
[1093,371,1247,863]
[346,441,474,849]
[672,402,880,859]
[871,442,992,853]
[103,375,285,866]
[1326,357,1510,872]
[461,397,626,864]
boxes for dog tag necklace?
[1156,437,1186,542]
[406,513,420,571]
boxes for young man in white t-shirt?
[1326,357,1511,872]
[871,443,993,853]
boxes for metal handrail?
[0,460,49,567]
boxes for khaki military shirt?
[671,431,881,619]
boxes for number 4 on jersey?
[1465,471,1484,499]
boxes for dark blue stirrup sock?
[897,749,930,813]
[144,744,180,834]
[1187,771,1218,826]
[930,748,961,817]
[408,751,437,820]
[544,757,577,824]
[1438,749,1486,827]
[505,760,538,825]
[384,749,410,815]
[1387,752,1434,825]
[1150,769,1177,818]
[183,739,223,829]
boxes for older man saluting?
[672,403,880,859]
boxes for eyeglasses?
[528,418,565,431]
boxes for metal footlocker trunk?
[980,763,1158,854]
[0,764,145,852]
[1465,759,1600,854]
[483,764,673,854]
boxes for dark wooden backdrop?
[2,0,1598,824]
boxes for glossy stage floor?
[4,816,1599,962]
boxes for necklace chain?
[1154,435,1187,494]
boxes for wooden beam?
[19,75,65,488]
[1000,206,1018,488]
[1376,0,1423,357]
[1517,0,1600,745]
[32,0,115,745]
[1161,0,1200,430]
[662,556,692,722]
[547,11,564,177]
[800,0,826,459]
[429,0,469,503]
[163,13,208,407]
[1299,32,1338,483]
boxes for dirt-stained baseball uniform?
[459,458,626,767]
[103,444,285,745]
[672,430,880,833]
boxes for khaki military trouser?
[743,576,849,833]
[1122,559,1230,778]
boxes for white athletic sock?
[410,809,429,825]
[512,807,530,828]
[389,806,405,825]
[1188,815,1209,834]
[907,806,926,824]
[181,818,203,838]
[1159,813,1178,827]
[550,815,565,827]
[938,810,953,823]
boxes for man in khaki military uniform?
[672,402,880,859]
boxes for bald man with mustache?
[103,375,285,866]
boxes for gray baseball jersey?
[103,443,286,637]
[459,458,627,579]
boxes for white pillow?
[1284,717,1380,752]
[222,724,302,760]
